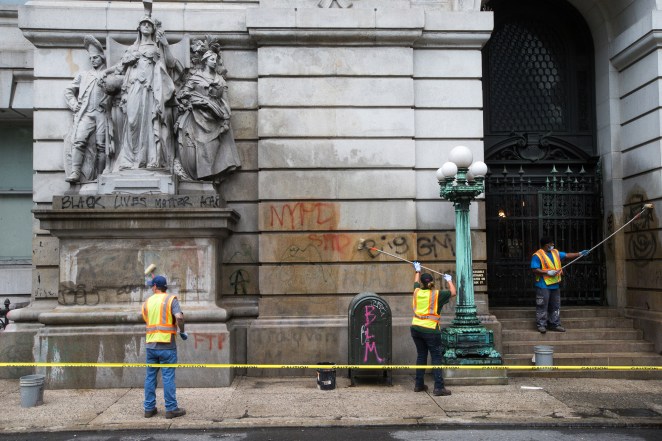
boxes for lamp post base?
[440,325,503,365]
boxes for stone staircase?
[492,306,662,378]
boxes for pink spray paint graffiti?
[361,304,384,363]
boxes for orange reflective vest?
[534,248,562,285]
[142,293,177,344]
[411,288,440,330]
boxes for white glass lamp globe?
[469,160,488,178]
[438,161,458,180]
[449,145,473,168]
[466,170,475,182]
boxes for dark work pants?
[410,327,444,390]
[536,287,561,328]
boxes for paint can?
[19,374,45,408]
[316,362,336,390]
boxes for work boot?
[165,408,186,419]
[65,170,81,183]
[414,384,428,392]
[144,408,157,418]
[433,388,452,396]
[549,325,566,332]
[537,326,547,334]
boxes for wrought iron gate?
[486,164,605,306]
[482,0,604,306]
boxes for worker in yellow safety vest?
[531,237,588,334]
[410,261,456,397]
[142,275,188,419]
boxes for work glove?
[546,270,558,276]
[580,250,589,256]
[413,261,422,272]
[180,332,188,341]
[443,274,452,282]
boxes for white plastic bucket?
[20,374,45,408]
[533,345,554,367]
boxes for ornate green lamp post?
[436,145,502,365]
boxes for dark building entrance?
[481,0,605,306]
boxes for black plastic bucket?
[316,362,336,390]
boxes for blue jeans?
[410,328,444,390]
[536,287,561,328]
[144,348,178,411]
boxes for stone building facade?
[0,0,660,387]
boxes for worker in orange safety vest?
[531,237,588,334]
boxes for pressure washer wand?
[365,246,447,277]
[561,203,654,270]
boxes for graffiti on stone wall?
[58,194,222,209]
[266,202,339,230]
[193,333,225,351]
[363,234,456,259]
[627,194,657,267]
[58,282,149,305]
[226,241,254,294]
[58,283,100,306]
[229,269,250,295]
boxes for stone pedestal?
[98,170,177,195]
[27,195,241,388]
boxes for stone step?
[502,328,643,342]
[506,369,662,379]
[503,340,655,355]
[492,306,621,320]
[504,352,662,366]
[499,317,634,330]
[504,352,662,377]
[492,306,623,320]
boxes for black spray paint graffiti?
[58,283,147,305]
[363,234,455,259]
[59,284,99,306]
[230,269,250,295]
[628,196,657,267]
[227,242,254,294]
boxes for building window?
[0,123,33,261]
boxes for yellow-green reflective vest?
[411,288,440,330]
[142,293,177,343]
[534,248,562,285]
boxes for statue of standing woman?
[174,48,241,181]
[113,14,176,171]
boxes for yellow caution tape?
[0,362,660,370]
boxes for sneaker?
[165,408,186,419]
[549,325,566,332]
[433,388,452,396]
[144,408,157,418]
[537,326,547,334]
[414,384,428,392]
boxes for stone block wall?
[611,13,662,353]
[11,0,498,378]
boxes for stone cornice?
[33,208,241,239]
[415,30,493,49]
[611,30,662,72]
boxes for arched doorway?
[482,0,605,307]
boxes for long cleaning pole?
[562,203,653,270]
[367,247,447,277]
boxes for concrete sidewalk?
[1,375,661,433]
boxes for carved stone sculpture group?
[64,14,241,185]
